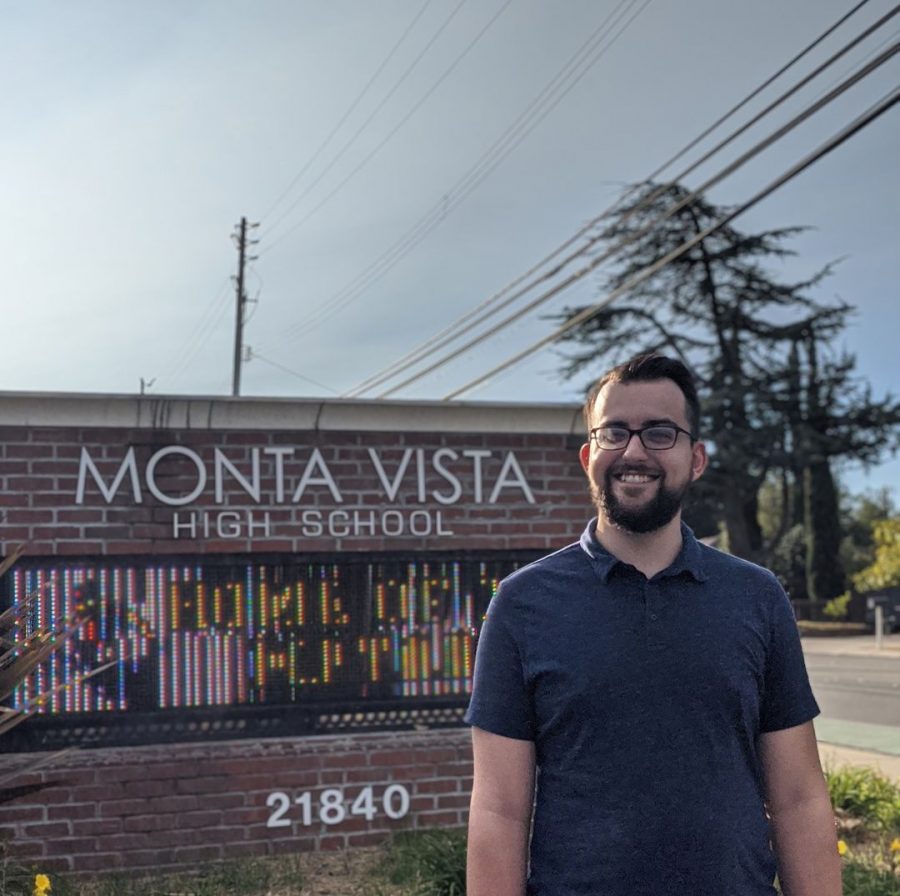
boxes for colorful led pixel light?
[4,556,528,716]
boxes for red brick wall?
[0,728,473,874]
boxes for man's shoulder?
[695,539,784,593]
[500,540,590,596]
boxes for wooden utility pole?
[231,217,248,396]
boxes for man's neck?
[593,513,684,579]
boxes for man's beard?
[591,465,691,534]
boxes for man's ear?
[579,442,591,473]
[691,440,708,481]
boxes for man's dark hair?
[583,353,701,436]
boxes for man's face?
[579,379,707,534]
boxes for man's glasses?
[589,424,695,451]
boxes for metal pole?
[232,217,247,396]
[875,605,884,650]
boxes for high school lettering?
[75,444,536,541]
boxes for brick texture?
[0,729,474,874]
[1,425,588,557]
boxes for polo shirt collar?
[579,517,708,583]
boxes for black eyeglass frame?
[588,423,697,451]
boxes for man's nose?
[621,432,650,459]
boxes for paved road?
[801,636,900,771]
[806,654,900,726]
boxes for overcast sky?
[3,0,898,494]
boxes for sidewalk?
[815,718,900,780]
[801,631,900,657]
[817,718,900,779]
[819,742,900,779]
[801,633,900,779]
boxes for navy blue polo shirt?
[465,519,819,896]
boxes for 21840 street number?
[265,784,410,828]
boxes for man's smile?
[609,465,662,487]
[612,472,659,484]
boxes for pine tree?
[556,182,899,592]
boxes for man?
[465,354,840,895]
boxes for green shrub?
[841,860,900,896]
[827,766,900,832]
[823,591,852,621]
[377,829,467,896]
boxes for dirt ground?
[291,849,380,896]
[61,847,404,896]
[290,847,405,896]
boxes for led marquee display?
[5,555,529,718]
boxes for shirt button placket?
[646,582,664,651]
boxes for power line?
[160,278,232,387]
[244,264,263,325]
[345,0,888,396]
[376,39,900,397]
[259,0,514,257]
[260,0,471,247]
[295,0,648,338]
[369,30,900,397]
[248,350,340,395]
[641,0,875,182]
[256,0,650,354]
[258,0,435,226]
[443,85,900,400]
[817,23,900,96]
[261,1,463,243]
[261,0,462,242]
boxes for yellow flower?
[837,840,848,856]
[33,873,51,896]
[891,837,900,853]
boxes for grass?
[373,829,467,896]
[842,861,900,896]
[58,859,279,896]
[0,854,301,896]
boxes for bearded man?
[465,353,840,896]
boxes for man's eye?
[644,427,674,446]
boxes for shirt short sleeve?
[759,579,820,733]
[464,584,536,740]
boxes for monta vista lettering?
[75,445,536,507]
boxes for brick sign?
[0,392,587,873]
[0,394,587,557]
